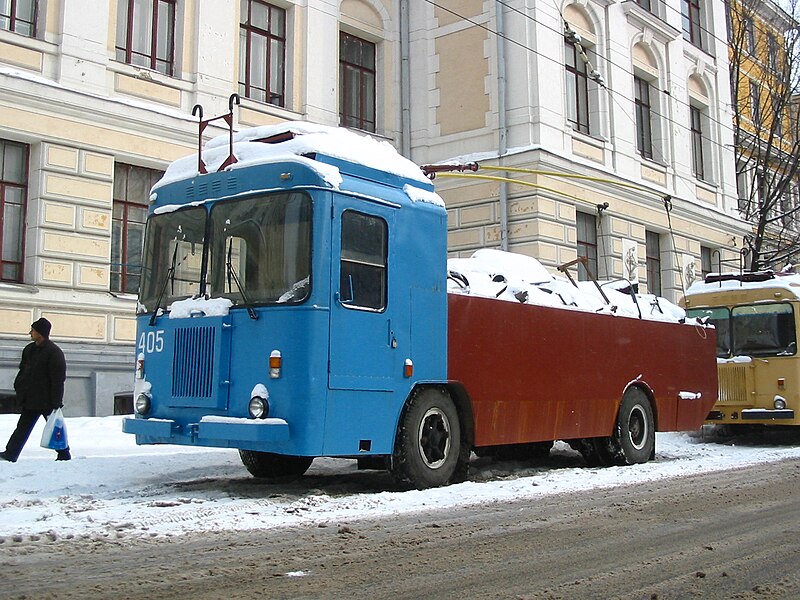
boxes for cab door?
[328,201,397,391]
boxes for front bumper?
[123,415,290,445]
[706,409,795,422]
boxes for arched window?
[688,74,712,182]
[563,5,604,138]
[632,43,665,162]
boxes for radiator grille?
[717,364,749,404]
[172,326,215,398]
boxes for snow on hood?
[153,121,431,194]
[169,296,233,318]
[448,249,689,323]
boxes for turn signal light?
[270,350,282,379]
[778,378,786,390]
[404,359,413,378]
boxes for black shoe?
[0,451,17,463]
[56,449,71,461]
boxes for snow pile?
[153,122,435,200]
[1,414,800,540]
[448,249,687,323]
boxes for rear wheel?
[239,450,313,481]
[391,388,466,489]
[614,388,655,465]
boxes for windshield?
[138,206,207,313]
[207,192,312,304]
[687,303,797,358]
[138,192,312,313]
[731,303,796,357]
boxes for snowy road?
[2,450,800,599]
[2,415,800,543]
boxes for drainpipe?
[399,0,411,157]
[496,2,509,251]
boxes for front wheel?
[391,388,466,489]
[239,450,313,481]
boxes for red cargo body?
[447,294,718,447]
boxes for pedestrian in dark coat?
[1,318,71,462]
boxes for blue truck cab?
[123,122,460,487]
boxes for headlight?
[774,395,787,410]
[248,396,269,419]
[135,393,151,415]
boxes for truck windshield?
[138,206,207,313]
[207,192,312,304]
[687,303,796,358]
[731,303,796,358]
[138,192,312,313]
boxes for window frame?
[645,230,662,296]
[690,104,706,181]
[565,39,591,135]
[0,0,37,37]
[238,0,287,107]
[634,75,654,160]
[576,211,598,282]
[339,209,387,311]
[115,0,177,77]
[682,0,703,49]
[112,164,161,295]
[0,140,29,284]
[339,31,377,133]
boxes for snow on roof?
[685,271,800,298]
[153,122,439,205]
[448,249,688,323]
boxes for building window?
[112,164,162,294]
[701,246,712,278]
[767,35,778,72]
[115,0,176,76]
[0,140,28,283]
[339,32,376,133]
[681,0,702,48]
[565,39,590,135]
[646,231,662,296]
[750,80,761,126]
[635,0,652,11]
[239,0,286,107]
[576,212,598,281]
[0,0,36,36]
[634,76,653,160]
[690,105,705,180]
[744,16,756,55]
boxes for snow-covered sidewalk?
[1,415,799,541]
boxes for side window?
[339,210,387,310]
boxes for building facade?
[407,0,748,296]
[0,0,401,415]
[0,0,748,415]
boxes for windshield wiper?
[149,242,179,326]
[227,238,258,320]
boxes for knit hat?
[31,317,52,338]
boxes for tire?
[239,450,313,481]
[391,388,466,489]
[613,387,655,465]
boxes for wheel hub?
[418,407,451,469]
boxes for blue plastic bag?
[40,408,69,451]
